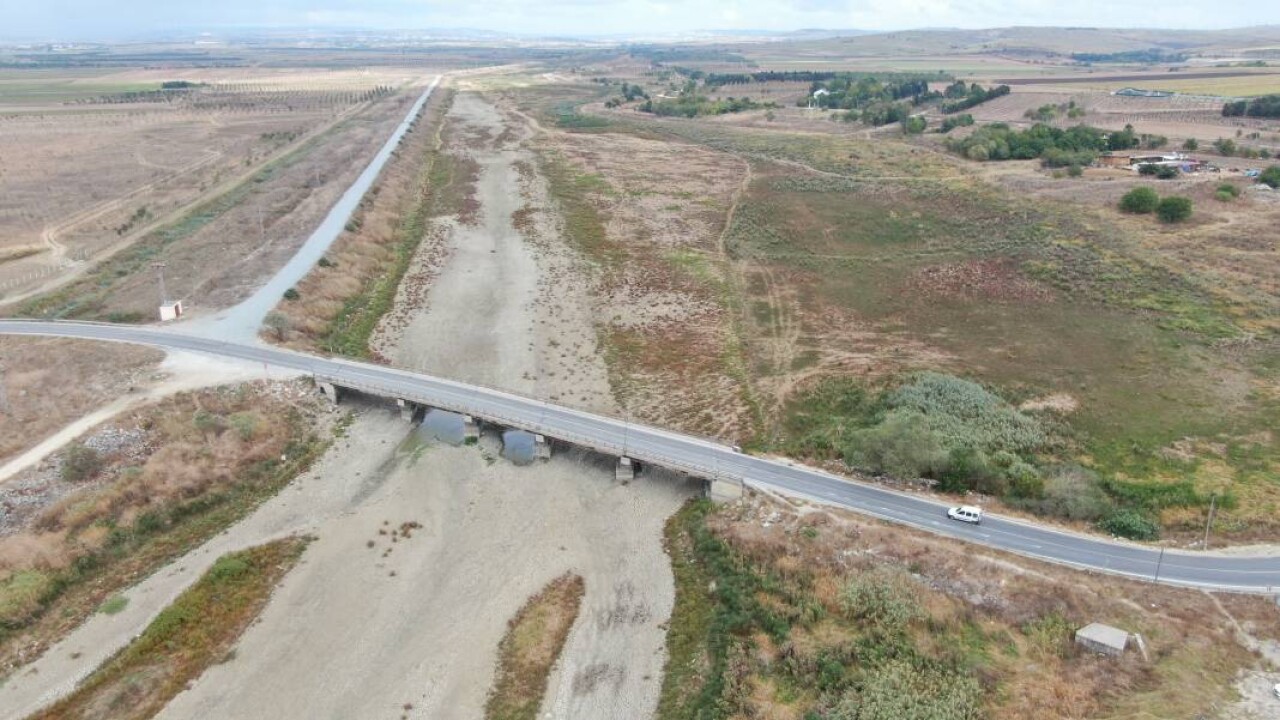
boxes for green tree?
[1182,138,1199,151]
[1156,196,1193,223]
[900,114,927,134]
[1118,186,1159,214]
[1260,165,1280,189]
[263,311,291,341]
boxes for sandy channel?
[157,91,692,720]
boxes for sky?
[3,0,1278,41]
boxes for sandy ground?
[155,432,693,720]
[159,92,689,720]
[375,92,614,412]
[5,90,692,720]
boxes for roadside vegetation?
[484,573,585,720]
[0,382,328,678]
[267,88,464,358]
[658,498,1277,720]
[28,538,308,720]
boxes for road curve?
[2,319,1277,593]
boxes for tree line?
[939,82,1010,114]
[946,122,1152,167]
[1222,95,1280,118]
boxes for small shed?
[1075,622,1129,656]
[158,300,183,322]
[812,88,830,98]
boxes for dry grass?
[12,84,418,320]
[485,572,585,720]
[661,496,1278,719]
[533,122,757,441]
[0,65,419,305]
[266,86,461,357]
[27,537,308,720]
[0,337,163,462]
[0,381,328,677]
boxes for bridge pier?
[533,434,551,461]
[462,414,480,442]
[615,456,635,482]
[705,478,744,503]
[317,381,341,405]
[396,398,417,422]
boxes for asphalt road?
[3,319,1277,593]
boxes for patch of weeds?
[98,595,129,616]
[27,539,308,720]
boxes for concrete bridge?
[2,319,1279,593]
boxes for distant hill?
[730,25,1280,59]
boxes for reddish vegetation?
[910,258,1053,303]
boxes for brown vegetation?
[0,337,162,462]
[485,572,585,720]
[660,496,1279,719]
[1,68,421,312]
[534,125,756,440]
[27,537,308,720]
[264,86,463,356]
[0,380,328,677]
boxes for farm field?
[1014,72,1280,98]
[0,64,427,312]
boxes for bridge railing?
[315,371,744,484]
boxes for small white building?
[812,88,830,98]
[1075,622,1129,656]
[158,300,183,322]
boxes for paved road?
[2,319,1277,593]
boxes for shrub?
[1260,165,1280,189]
[209,554,251,581]
[840,568,924,632]
[1156,196,1193,223]
[282,287,300,301]
[1067,164,1084,178]
[847,411,950,479]
[1118,186,1159,214]
[1011,465,1110,521]
[886,373,1046,455]
[830,659,982,720]
[61,443,102,483]
[846,373,1046,489]
[1098,509,1160,540]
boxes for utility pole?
[1153,546,1166,585]
[152,262,168,305]
[0,362,10,416]
[1203,492,1218,550]
[257,205,266,242]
